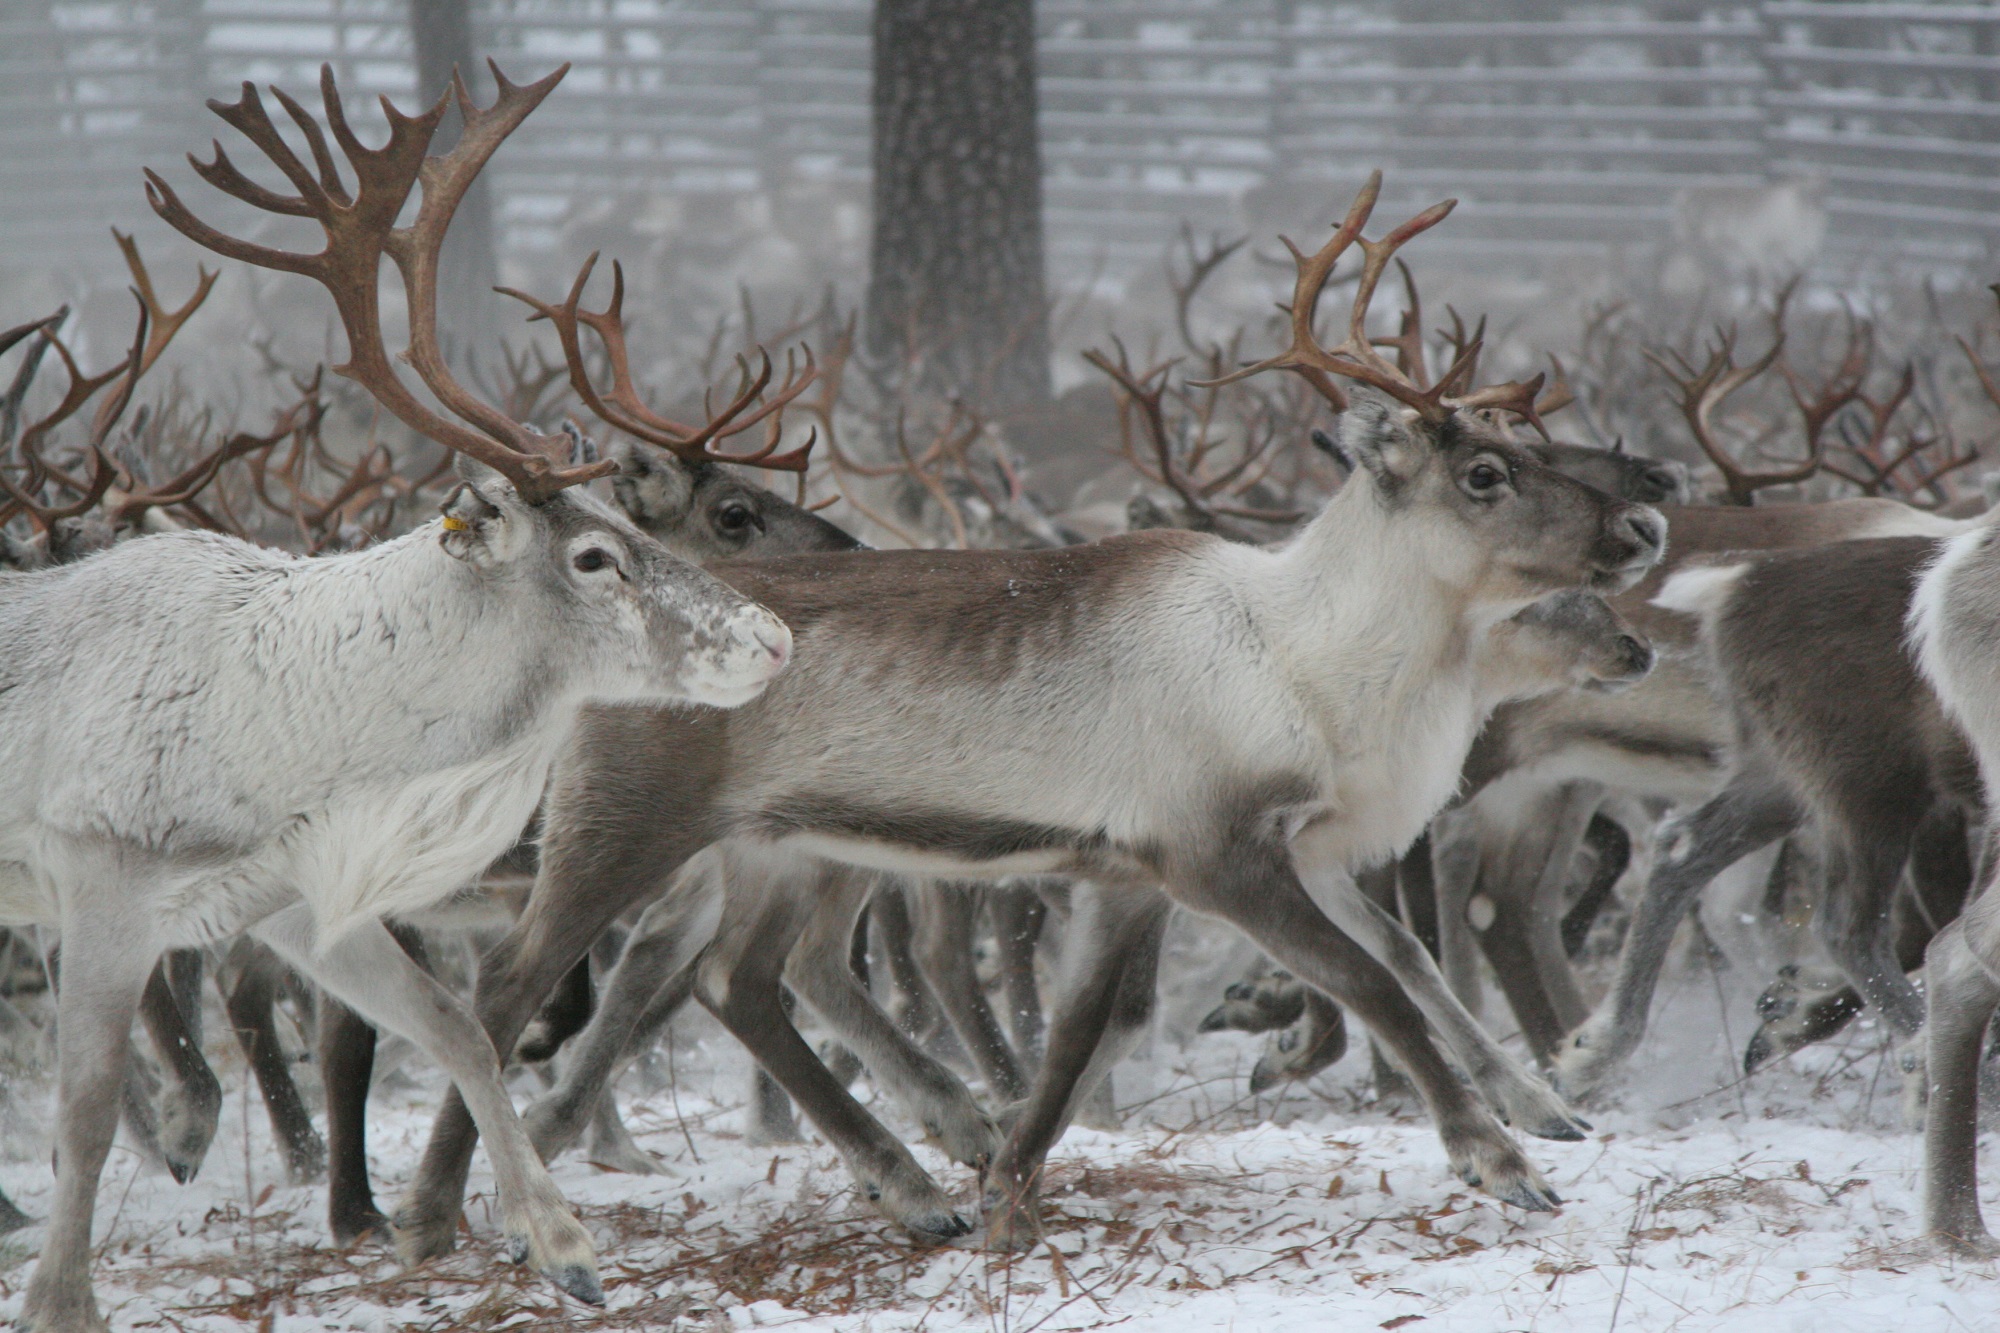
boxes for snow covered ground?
[0,934,1993,1333]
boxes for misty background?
[4,1,2000,533]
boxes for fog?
[5,2,2000,513]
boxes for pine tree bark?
[866,0,1050,410]
[409,0,497,359]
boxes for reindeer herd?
[4,62,2000,1332]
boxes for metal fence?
[4,0,1998,290]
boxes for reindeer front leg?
[252,906,601,1305]
[1285,824,1587,1144]
[21,890,159,1333]
[1170,850,1564,1213]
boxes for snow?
[0,947,1994,1332]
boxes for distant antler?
[1169,224,1248,359]
[1641,283,1859,506]
[1958,285,2000,416]
[1086,340,1303,533]
[146,61,611,503]
[502,254,818,473]
[1194,170,1549,437]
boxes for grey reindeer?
[385,174,1665,1259]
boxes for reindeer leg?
[911,881,1027,1101]
[1288,825,1588,1142]
[1924,916,2000,1255]
[320,921,428,1245]
[869,883,945,1046]
[21,895,156,1333]
[1398,832,1441,960]
[135,955,222,1184]
[1477,783,1600,1060]
[1555,765,1799,1101]
[1431,812,1486,1016]
[217,938,323,1184]
[1170,855,1564,1213]
[254,905,601,1305]
[523,859,724,1166]
[982,881,1170,1251]
[402,713,727,1263]
[320,999,387,1244]
[1815,830,1926,1043]
[1562,813,1631,957]
[695,854,970,1243]
[786,871,999,1170]
[990,883,1047,1067]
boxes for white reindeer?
[0,64,793,1332]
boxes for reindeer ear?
[608,438,695,530]
[1338,391,1426,492]
[438,475,514,565]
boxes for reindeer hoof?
[547,1262,606,1305]
[389,1205,461,1265]
[978,1191,1043,1252]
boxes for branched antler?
[147,61,613,503]
[1641,282,1860,506]
[1087,339,1304,534]
[1194,170,1549,437]
[1169,224,1248,359]
[501,254,819,473]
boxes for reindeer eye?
[573,548,610,573]
[1467,463,1507,493]
[716,502,759,534]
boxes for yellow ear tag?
[441,515,469,533]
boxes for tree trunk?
[866,0,1050,411]
[409,0,497,360]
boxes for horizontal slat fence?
[3,0,1997,292]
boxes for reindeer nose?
[1618,634,1655,675]
[752,617,792,670]
[1612,506,1666,562]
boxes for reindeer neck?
[1265,477,1482,673]
[236,525,565,767]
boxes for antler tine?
[1190,169,1388,409]
[1336,198,1457,406]
[1642,319,1790,504]
[150,61,609,504]
[1456,372,1551,441]
[1536,355,1576,417]
[19,328,131,458]
[113,395,318,526]
[505,254,702,447]
[112,230,218,377]
[1191,173,1550,434]
[1370,259,1429,388]
[389,61,602,499]
[0,445,116,534]
[506,254,821,472]
[1085,341,1211,519]
[0,312,62,364]
[1437,307,1486,397]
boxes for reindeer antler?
[501,254,818,473]
[1643,282,1861,506]
[147,62,611,503]
[1195,171,1547,436]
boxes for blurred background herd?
[7,0,2000,558]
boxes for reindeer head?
[608,440,860,561]
[1210,172,1665,605]
[147,63,792,710]
[1339,395,1664,601]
